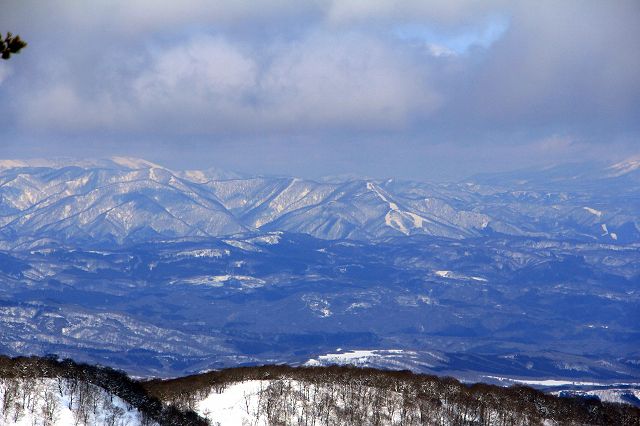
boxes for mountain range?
[1,156,638,246]
[0,156,638,389]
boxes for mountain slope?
[0,164,248,244]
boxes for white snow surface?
[304,348,418,368]
[485,375,640,388]
[435,270,487,282]
[246,232,282,245]
[485,376,601,386]
[193,378,417,425]
[600,223,618,240]
[174,248,230,259]
[583,206,603,217]
[171,274,265,288]
[196,380,269,426]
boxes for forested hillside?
[1,356,638,425]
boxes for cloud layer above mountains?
[1,1,639,178]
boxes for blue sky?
[0,1,638,179]
[393,14,509,54]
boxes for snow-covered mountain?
[0,161,248,244]
[1,156,638,245]
[472,156,640,191]
[1,156,639,389]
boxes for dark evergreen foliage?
[0,32,27,60]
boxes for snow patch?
[305,349,417,367]
[180,170,209,183]
[223,239,263,252]
[384,210,409,235]
[196,380,268,426]
[583,206,603,217]
[484,376,603,387]
[302,296,332,317]
[171,275,265,288]
[435,270,487,282]
[174,248,230,259]
[347,302,372,311]
[246,232,282,245]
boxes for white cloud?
[133,36,257,105]
[20,32,440,135]
[259,33,440,130]
[21,85,125,132]
[466,1,640,122]
[426,44,457,57]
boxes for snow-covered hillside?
[1,351,639,426]
[0,356,206,425]
[147,365,640,426]
[0,377,148,426]
[193,379,640,426]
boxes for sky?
[0,0,639,180]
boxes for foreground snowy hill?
[0,377,147,425]
[192,380,640,425]
[5,356,634,426]
[143,364,640,425]
[0,356,205,425]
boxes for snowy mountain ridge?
[1,157,638,245]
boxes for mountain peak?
[108,156,163,170]
[0,157,164,171]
